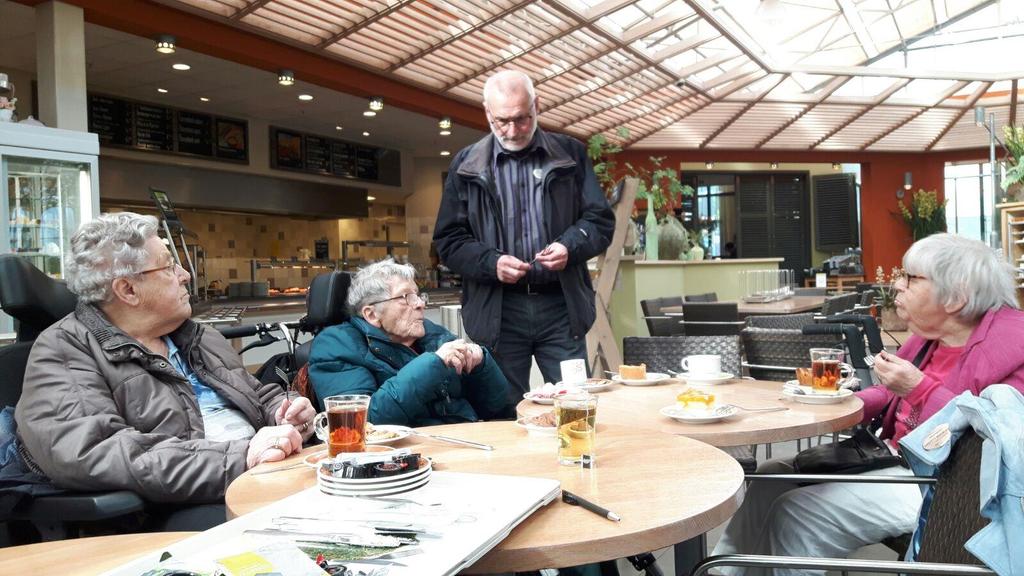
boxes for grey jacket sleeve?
[14,327,249,503]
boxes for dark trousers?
[491,290,587,409]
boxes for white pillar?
[35,1,87,131]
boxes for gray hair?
[902,233,1018,320]
[482,70,535,106]
[347,258,417,318]
[65,212,159,304]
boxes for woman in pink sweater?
[713,233,1024,576]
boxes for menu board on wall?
[176,111,214,156]
[88,95,133,147]
[86,93,248,164]
[270,126,400,186]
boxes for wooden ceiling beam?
[808,78,911,148]
[700,75,787,148]
[755,75,851,148]
[925,82,992,151]
[230,0,272,21]
[316,0,418,48]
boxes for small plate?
[611,372,671,386]
[574,378,616,393]
[302,444,397,468]
[514,418,557,437]
[319,461,431,487]
[319,474,430,498]
[523,391,558,405]
[660,404,740,424]
[366,424,412,445]
[782,387,854,404]
[678,372,735,385]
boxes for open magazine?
[102,471,561,576]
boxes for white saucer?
[660,404,740,424]
[611,372,671,386]
[514,418,557,437]
[678,372,735,385]
[782,387,854,404]
[523,392,557,405]
[366,424,412,445]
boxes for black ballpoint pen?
[562,490,621,522]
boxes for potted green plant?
[897,189,946,241]
[1002,125,1024,200]
[587,127,692,260]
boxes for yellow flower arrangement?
[897,189,946,241]
[874,266,904,310]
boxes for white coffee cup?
[559,358,587,385]
[681,354,721,376]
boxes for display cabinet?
[1,123,99,336]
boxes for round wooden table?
[228,421,745,573]
[0,532,195,575]
[517,378,864,447]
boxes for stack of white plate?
[317,458,432,497]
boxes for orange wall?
[613,148,988,277]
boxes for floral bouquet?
[898,189,946,241]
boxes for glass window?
[943,162,991,242]
[690,174,736,258]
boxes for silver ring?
[298,421,310,433]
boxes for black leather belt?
[505,282,562,295]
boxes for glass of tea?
[313,395,371,457]
[554,392,598,467]
[809,348,850,392]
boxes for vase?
[689,245,705,261]
[0,109,12,123]
[658,214,688,260]
[644,209,659,260]
[879,307,907,331]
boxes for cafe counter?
[608,257,783,341]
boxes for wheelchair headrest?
[303,270,351,330]
[0,255,78,338]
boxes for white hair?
[902,233,1018,320]
[347,258,417,318]
[482,70,536,106]
[65,212,160,304]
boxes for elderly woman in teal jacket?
[307,259,509,427]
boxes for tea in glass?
[809,348,843,392]
[554,392,598,466]
[313,395,371,457]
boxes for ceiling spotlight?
[367,195,376,202]
[832,162,841,171]
[705,161,714,169]
[369,96,384,112]
[298,94,313,101]
[362,131,370,136]
[439,129,451,136]
[335,125,343,131]
[157,88,168,93]
[439,117,452,130]
[199,97,209,102]
[363,110,377,117]
[770,162,779,170]
[172,63,190,71]
[440,150,451,156]
[155,34,176,54]
[278,69,295,86]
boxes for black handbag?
[792,341,933,475]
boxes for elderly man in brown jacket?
[15,212,315,511]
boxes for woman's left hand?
[873,350,924,397]
[275,396,316,440]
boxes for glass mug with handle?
[313,394,371,457]
[808,348,855,392]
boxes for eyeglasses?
[905,273,927,284]
[136,261,181,276]
[367,291,428,307]
[488,111,534,131]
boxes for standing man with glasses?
[434,70,615,413]
[307,259,508,427]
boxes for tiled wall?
[104,204,409,290]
